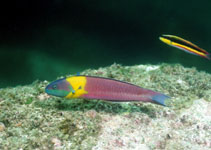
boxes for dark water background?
[1,0,211,88]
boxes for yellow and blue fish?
[159,34,210,60]
[45,76,170,106]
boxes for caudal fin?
[151,94,170,106]
[205,53,211,60]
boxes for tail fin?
[151,94,170,106]
[206,53,211,60]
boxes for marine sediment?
[0,63,210,150]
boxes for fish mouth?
[45,87,50,95]
[45,78,71,97]
[45,87,67,97]
[45,85,54,96]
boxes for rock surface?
[0,64,210,150]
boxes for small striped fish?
[159,34,210,60]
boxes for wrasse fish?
[45,76,170,106]
[159,34,210,60]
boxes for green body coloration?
[45,78,74,97]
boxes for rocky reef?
[0,64,210,150]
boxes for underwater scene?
[0,1,211,150]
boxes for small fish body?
[45,76,170,106]
[159,34,210,60]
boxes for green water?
[1,1,211,88]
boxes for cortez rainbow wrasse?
[45,76,170,106]
[159,34,210,60]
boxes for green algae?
[0,63,211,150]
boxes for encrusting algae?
[0,63,211,150]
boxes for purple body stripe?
[81,76,160,103]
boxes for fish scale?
[45,76,170,106]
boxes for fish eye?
[52,85,57,90]
[78,86,82,89]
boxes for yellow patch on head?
[65,76,88,98]
[159,37,172,45]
